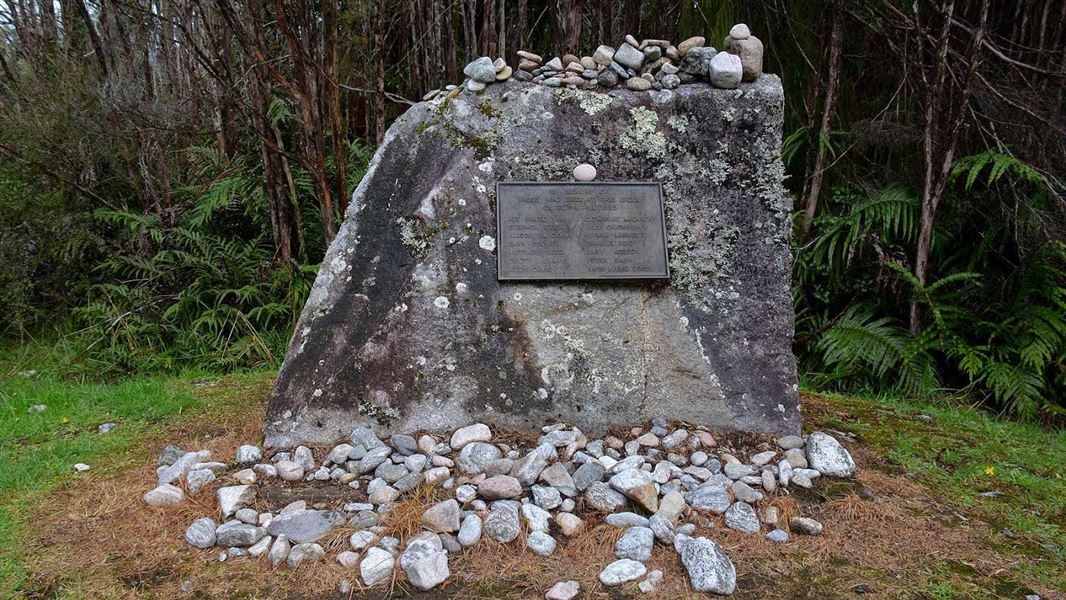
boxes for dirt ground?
[15,390,1064,600]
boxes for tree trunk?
[555,0,585,55]
[799,3,843,236]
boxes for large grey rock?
[215,521,265,547]
[680,536,736,594]
[457,442,502,474]
[599,559,647,586]
[614,526,654,561]
[584,482,628,512]
[216,485,255,518]
[686,484,731,514]
[184,517,218,549]
[724,501,760,534]
[484,503,521,542]
[361,546,395,586]
[613,43,645,70]
[264,78,798,448]
[806,432,856,477]
[266,509,344,543]
[422,499,462,532]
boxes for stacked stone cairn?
[145,418,857,596]
[423,23,764,102]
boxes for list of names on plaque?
[496,182,669,280]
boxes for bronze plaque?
[496,182,670,280]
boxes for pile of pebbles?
[144,418,856,596]
[424,23,764,102]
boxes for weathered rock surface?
[265,78,798,448]
[265,509,344,543]
[679,535,736,594]
[806,432,856,477]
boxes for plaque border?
[495,181,671,281]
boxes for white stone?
[805,432,856,477]
[236,445,261,464]
[546,580,580,600]
[599,559,647,586]
[287,542,325,568]
[350,530,376,551]
[680,536,736,595]
[360,547,395,587]
[337,550,360,568]
[729,23,751,40]
[573,164,597,182]
[708,52,743,89]
[556,512,584,537]
[275,460,304,482]
[527,530,557,556]
[144,484,184,507]
[269,535,290,567]
[457,514,482,547]
[216,485,255,518]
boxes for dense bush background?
[0,1,1062,418]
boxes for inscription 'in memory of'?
[495,182,670,280]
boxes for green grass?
[807,389,1066,593]
[0,373,201,592]
[0,337,275,594]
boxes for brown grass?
[12,385,1059,599]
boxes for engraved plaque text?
[496,182,669,280]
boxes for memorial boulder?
[264,76,799,448]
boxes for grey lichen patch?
[666,114,692,133]
[508,152,574,181]
[554,88,614,116]
[667,211,739,298]
[707,158,730,185]
[619,107,667,161]
[721,107,738,122]
[359,398,401,420]
[397,216,448,258]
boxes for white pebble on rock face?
[573,163,597,182]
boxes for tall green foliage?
[795,159,1065,418]
[69,148,322,374]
